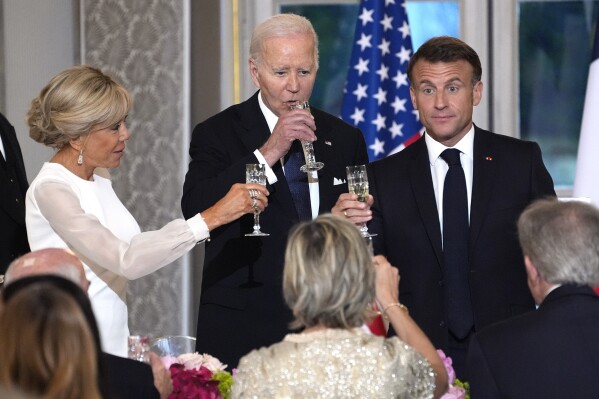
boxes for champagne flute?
[245,164,269,237]
[346,164,377,238]
[288,101,324,172]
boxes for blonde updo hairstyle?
[283,214,375,330]
[27,65,131,149]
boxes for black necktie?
[441,148,474,339]
[285,141,312,221]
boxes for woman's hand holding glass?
[199,182,269,232]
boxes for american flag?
[341,0,423,161]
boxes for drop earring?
[77,149,84,165]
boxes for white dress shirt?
[426,125,475,240]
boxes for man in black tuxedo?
[4,248,171,399]
[182,14,368,368]
[467,199,599,398]
[0,111,29,274]
[367,36,556,378]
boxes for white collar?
[425,125,475,166]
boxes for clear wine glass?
[245,164,269,237]
[288,101,324,172]
[346,165,377,238]
[128,335,150,363]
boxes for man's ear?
[524,255,539,282]
[409,86,418,110]
[249,59,260,89]
[472,80,483,107]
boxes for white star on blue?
[341,0,423,160]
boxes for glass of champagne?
[245,164,269,237]
[346,164,377,238]
[288,101,324,172]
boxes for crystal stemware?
[346,164,377,238]
[245,163,269,236]
[289,101,324,172]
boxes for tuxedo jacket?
[368,126,555,349]
[101,353,159,399]
[181,91,368,368]
[467,285,599,398]
[0,112,29,273]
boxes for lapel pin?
[485,156,493,161]
[325,141,332,146]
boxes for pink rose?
[200,353,227,372]
[178,353,206,370]
[436,349,456,384]
[441,385,465,399]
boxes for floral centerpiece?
[437,350,470,399]
[151,336,232,399]
[162,352,233,399]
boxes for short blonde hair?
[283,214,374,329]
[27,65,131,149]
[249,13,319,70]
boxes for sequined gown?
[231,328,436,398]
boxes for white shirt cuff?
[253,149,278,184]
[187,213,210,242]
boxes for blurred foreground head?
[518,198,599,287]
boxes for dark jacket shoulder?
[101,353,160,399]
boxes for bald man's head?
[4,248,88,290]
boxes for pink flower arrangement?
[162,353,233,399]
[437,350,470,399]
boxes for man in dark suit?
[368,36,556,378]
[467,199,599,398]
[181,14,368,368]
[0,111,29,274]
[4,248,171,399]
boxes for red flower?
[169,364,222,399]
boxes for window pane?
[519,1,599,188]
[280,2,459,115]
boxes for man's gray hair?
[249,13,319,70]
[518,198,599,286]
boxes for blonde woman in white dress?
[25,65,269,357]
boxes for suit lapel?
[409,137,443,267]
[469,127,497,254]
[311,108,337,213]
[236,92,272,155]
